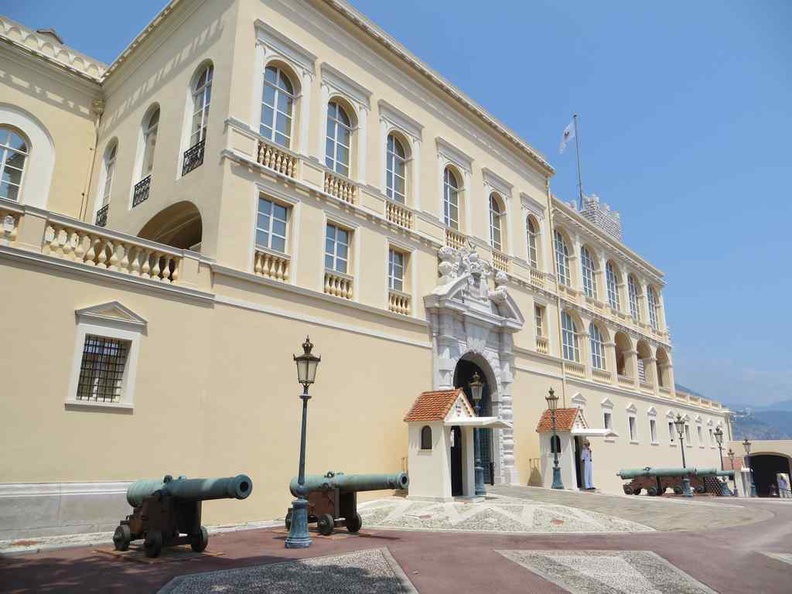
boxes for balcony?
[563,361,586,378]
[385,200,413,229]
[535,335,548,354]
[254,247,289,282]
[529,267,544,288]
[592,368,612,383]
[445,227,466,250]
[94,204,109,228]
[132,175,151,207]
[640,381,654,394]
[257,138,297,178]
[182,139,205,176]
[492,250,508,272]
[617,374,633,388]
[324,171,356,204]
[324,270,353,299]
[0,202,20,245]
[388,289,411,315]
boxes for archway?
[453,356,495,484]
[750,454,792,497]
[138,201,202,250]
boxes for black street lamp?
[546,388,564,490]
[673,414,692,497]
[727,448,737,496]
[743,437,757,497]
[714,426,729,495]
[285,336,321,549]
[469,371,486,497]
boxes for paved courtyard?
[1,488,791,593]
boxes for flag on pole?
[559,119,575,154]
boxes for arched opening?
[453,356,495,484]
[614,331,632,378]
[636,340,653,385]
[656,347,670,388]
[138,201,202,251]
[750,453,792,497]
[420,425,432,450]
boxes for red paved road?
[1,498,791,593]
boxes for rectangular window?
[708,428,714,446]
[388,248,405,292]
[76,335,130,403]
[603,411,612,430]
[325,223,350,274]
[685,424,691,445]
[668,421,675,442]
[628,416,637,441]
[650,419,658,443]
[256,197,289,253]
[534,305,545,338]
[697,425,703,446]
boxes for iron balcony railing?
[94,204,109,227]
[182,139,205,176]
[132,175,151,207]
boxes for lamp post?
[674,414,692,497]
[743,437,757,497]
[546,388,564,490]
[285,336,321,549]
[469,371,486,497]
[714,426,729,496]
[727,448,737,496]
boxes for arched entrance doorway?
[138,201,202,250]
[750,454,792,497]
[453,357,494,485]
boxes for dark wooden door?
[451,426,463,496]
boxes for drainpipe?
[79,98,104,222]
[546,178,567,407]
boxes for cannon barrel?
[617,467,653,479]
[127,474,253,507]
[715,469,734,478]
[618,467,723,479]
[289,471,408,497]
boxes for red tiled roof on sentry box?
[536,408,580,433]
[404,389,466,422]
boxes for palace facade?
[0,0,731,538]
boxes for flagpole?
[573,113,583,210]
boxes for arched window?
[101,143,117,207]
[0,127,29,202]
[656,347,670,388]
[606,261,621,311]
[561,311,579,362]
[550,434,561,454]
[420,425,432,450]
[190,64,213,148]
[590,323,606,370]
[526,216,539,268]
[489,193,503,251]
[141,108,160,178]
[443,167,460,230]
[325,100,352,177]
[628,274,641,321]
[647,286,659,330]
[386,133,407,203]
[581,246,597,299]
[260,65,293,148]
[554,230,570,286]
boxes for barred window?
[76,335,130,403]
[589,323,606,370]
[606,261,621,310]
[443,167,460,230]
[561,311,579,362]
[554,230,570,286]
[256,197,289,253]
[581,247,597,299]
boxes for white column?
[357,104,369,184]
[463,169,472,234]
[379,119,389,191]
[411,139,421,210]
[317,83,330,161]
[298,70,313,157]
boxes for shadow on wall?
[527,458,543,487]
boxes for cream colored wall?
[0,47,98,217]
[407,422,450,500]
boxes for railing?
[254,247,289,282]
[182,139,206,176]
[529,267,544,287]
[659,385,671,396]
[94,204,109,227]
[257,139,297,178]
[640,381,654,393]
[592,368,612,382]
[1,202,20,245]
[445,227,466,249]
[388,290,411,315]
[324,270,353,299]
[324,171,356,204]
[43,221,180,282]
[535,335,548,354]
[492,250,508,272]
[385,200,413,229]
[563,361,586,378]
[617,374,633,387]
[132,175,151,207]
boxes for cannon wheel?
[346,513,363,534]
[673,485,683,495]
[317,513,335,536]
[144,531,163,558]
[191,526,209,553]
[633,487,642,495]
[285,510,292,530]
[113,525,131,551]
[647,486,658,497]
[623,485,634,495]
[695,485,705,494]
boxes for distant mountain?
[729,405,792,440]
[725,400,792,413]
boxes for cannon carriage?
[285,471,409,536]
[113,474,252,557]
[618,467,733,496]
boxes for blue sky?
[5,1,791,406]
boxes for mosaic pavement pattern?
[358,497,653,534]
[498,550,717,594]
[158,548,416,594]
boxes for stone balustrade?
[640,381,654,394]
[324,171,356,204]
[388,290,411,315]
[324,270,353,299]
[445,228,466,249]
[529,267,544,287]
[492,250,508,272]
[385,200,413,229]
[257,139,297,178]
[254,248,289,282]
[1,202,21,245]
[592,368,612,383]
[535,336,548,354]
[617,374,633,387]
[564,361,586,378]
